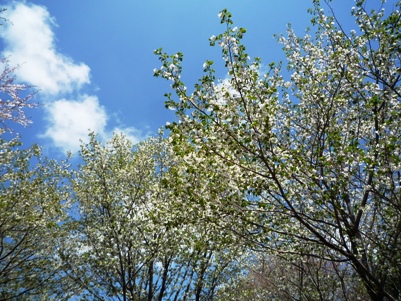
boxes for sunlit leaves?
[156,2,401,300]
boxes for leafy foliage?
[60,133,244,301]
[0,137,70,300]
[155,1,401,300]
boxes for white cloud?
[0,3,90,95]
[42,95,147,153]
[0,2,148,153]
[42,95,107,153]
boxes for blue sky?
[0,0,356,157]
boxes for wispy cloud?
[0,2,147,153]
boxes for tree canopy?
[155,1,401,300]
[1,0,401,300]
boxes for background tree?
[215,252,369,301]
[155,1,401,300]
[0,136,71,300]
[61,132,244,301]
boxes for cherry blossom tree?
[0,9,36,132]
[61,133,244,301]
[0,58,36,132]
[155,1,401,300]
[0,9,37,132]
[0,136,71,300]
